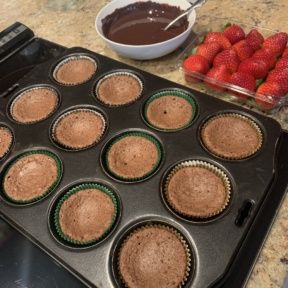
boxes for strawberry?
[263,32,288,56]
[229,72,256,100]
[204,32,232,50]
[195,42,222,64]
[223,24,245,45]
[256,82,285,110]
[275,57,288,70]
[282,47,288,58]
[238,58,269,79]
[252,47,277,69]
[233,40,254,61]
[205,65,231,91]
[213,49,240,73]
[266,68,288,93]
[183,55,210,82]
[246,29,264,51]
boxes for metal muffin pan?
[0,47,283,288]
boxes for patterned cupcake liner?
[53,182,120,247]
[10,86,60,124]
[117,223,192,288]
[52,54,97,85]
[143,89,198,132]
[103,131,163,182]
[95,71,143,107]
[51,108,107,151]
[2,150,62,205]
[0,125,13,160]
[200,113,263,160]
[164,160,232,219]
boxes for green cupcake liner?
[143,89,198,132]
[104,131,163,182]
[2,150,62,204]
[53,182,120,246]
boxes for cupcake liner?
[164,160,232,219]
[200,113,263,160]
[95,71,143,107]
[103,131,163,182]
[10,86,59,124]
[53,183,120,246]
[0,125,13,159]
[51,108,107,151]
[144,89,198,132]
[52,55,97,85]
[2,150,62,204]
[117,223,192,288]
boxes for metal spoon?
[163,0,204,31]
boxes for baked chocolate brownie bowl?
[0,149,63,206]
[0,124,14,160]
[94,70,143,107]
[48,181,121,249]
[199,112,263,160]
[52,54,97,86]
[50,106,107,151]
[110,219,195,288]
[101,130,164,183]
[161,159,233,222]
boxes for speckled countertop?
[0,0,287,287]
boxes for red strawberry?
[213,49,240,73]
[282,47,288,58]
[204,32,232,50]
[233,40,254,61]
[252,47,277,69]
[229,72,256,100]
[205,65,231,91]
[195,42,222,64]
[238,58,269,79]
[223,24,245,45]
[183,55,210,82]
[263,32,288,56]
[256,82,285,110]
[266,68,288,93]
[275,57,288,70]
[246,29,264,51]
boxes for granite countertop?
[0,0,287,287]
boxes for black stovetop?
[0,22,287,288]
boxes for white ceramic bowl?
[95,0,196,60]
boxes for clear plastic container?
[176,15,288,114]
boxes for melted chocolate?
[102,1,189,45]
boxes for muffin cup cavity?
[51,182,120,248]
[143,89,198,132]
[115,222,193,288]
[200,113,263,160]
[163,160,232,220]
[51,107,107,151]
[102,131,163,182]
[0,125,14,160]
[52,54,97,86]
[94,71,143,107]
[1,150,62,205]
[9,86,60,124]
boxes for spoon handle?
[163,0,205,31]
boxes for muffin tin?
[0,45,285,288]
